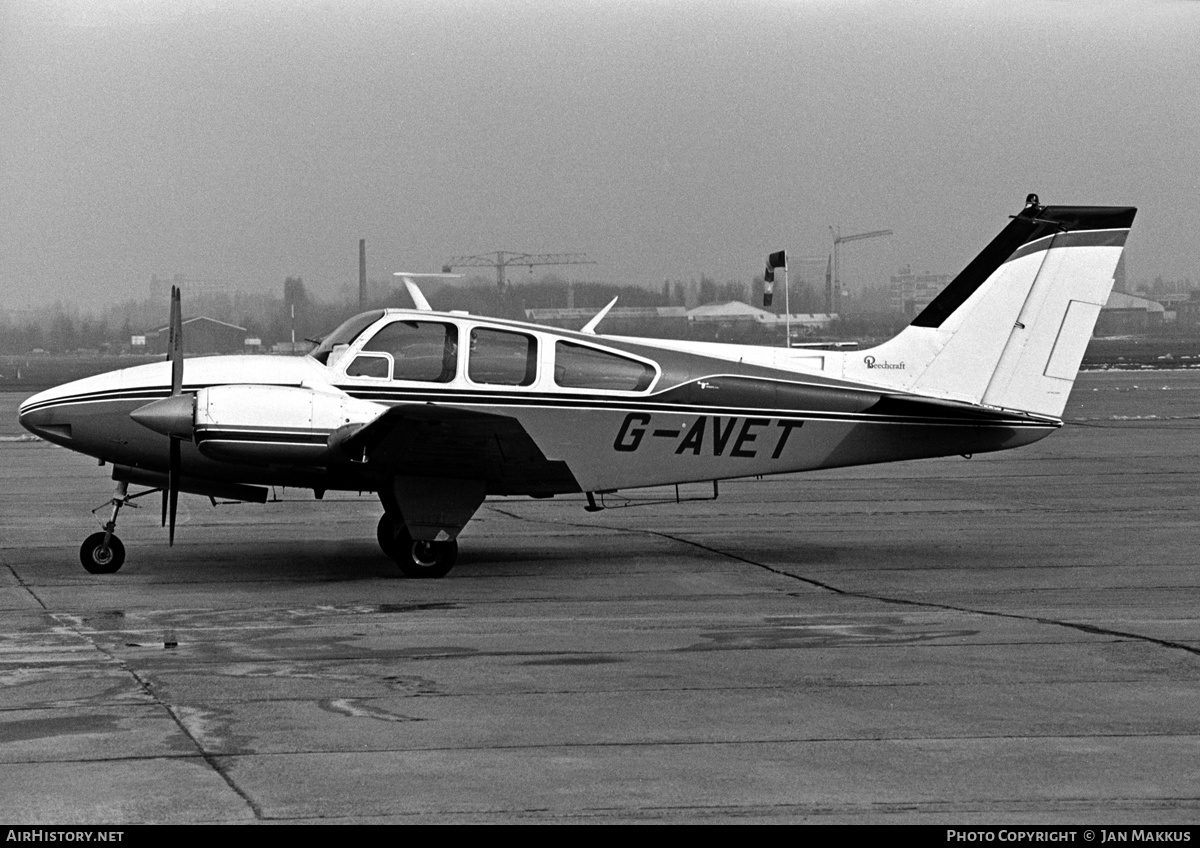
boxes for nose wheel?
[79,479,136,574]
[79,478,160,574]
[80,532,125,574]
[376,513,458,578]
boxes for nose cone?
[130,394,195,439]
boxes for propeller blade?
[169,286,183,396]
[160,286,185,542]
[157,290,187,544]
[168,437,180,546]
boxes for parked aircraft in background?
[19,195,1135,577]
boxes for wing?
[337,404,580,496]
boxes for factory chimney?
[359,239,367,308]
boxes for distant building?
[524,306,687,332]
[686,302,835,330]
[686,301,777,324]
[1174,291,1200,325]
[889,266,950,317]
[526,302,838,340]
[1155,292,1188,322]
[1095,291,1165,335]
[271,340,313,355]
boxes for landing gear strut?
[80,480,132,574]
[376,513,458,579]
[79,478,166,574]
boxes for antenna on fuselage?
[581,296,618,334]
[392,272,462,311]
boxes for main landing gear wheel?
[377,514,457,578]
[80,532,125,574]
[376,513,401,560]
[398,536,458,579]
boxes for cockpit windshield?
[308,310,386,364]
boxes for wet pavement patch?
[375,603,462,614]
[0,714,120,744]
[521,654,625,666]
[684,617,979,651]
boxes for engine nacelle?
[194,384,382,466]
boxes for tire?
[376,513,400,559]
[80,532,125,574]
[393,527,457,579]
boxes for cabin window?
[468,328,538,386]
[553,342,656,391]
[362,321,458,383]
[345,353,391,379]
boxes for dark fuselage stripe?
[20,389,170,414]
[337,389,1050,427]
[195,409,1055,453]
[195,428,329,445]
[22,384,1055,431]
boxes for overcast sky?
[2,0,1198,310]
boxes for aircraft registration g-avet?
[19,195,1135,578]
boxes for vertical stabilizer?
[841,197,1135,416]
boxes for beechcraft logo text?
[864,356,905,369]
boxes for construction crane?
[828,227,893,314]
[442,252,597,292]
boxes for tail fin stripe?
[1008,228,1130,263]
[911,214,1042,329]
[846,197,1135,419]
[912,204,1136,330]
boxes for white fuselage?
[19,310,1057,500]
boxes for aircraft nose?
[16,399,35,431]
[18,397,73,442]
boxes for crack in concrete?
[1,554,50,612]
[6,591,266,821]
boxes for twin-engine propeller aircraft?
[20,195,1135,577]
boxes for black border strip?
[911,203,1135,329]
